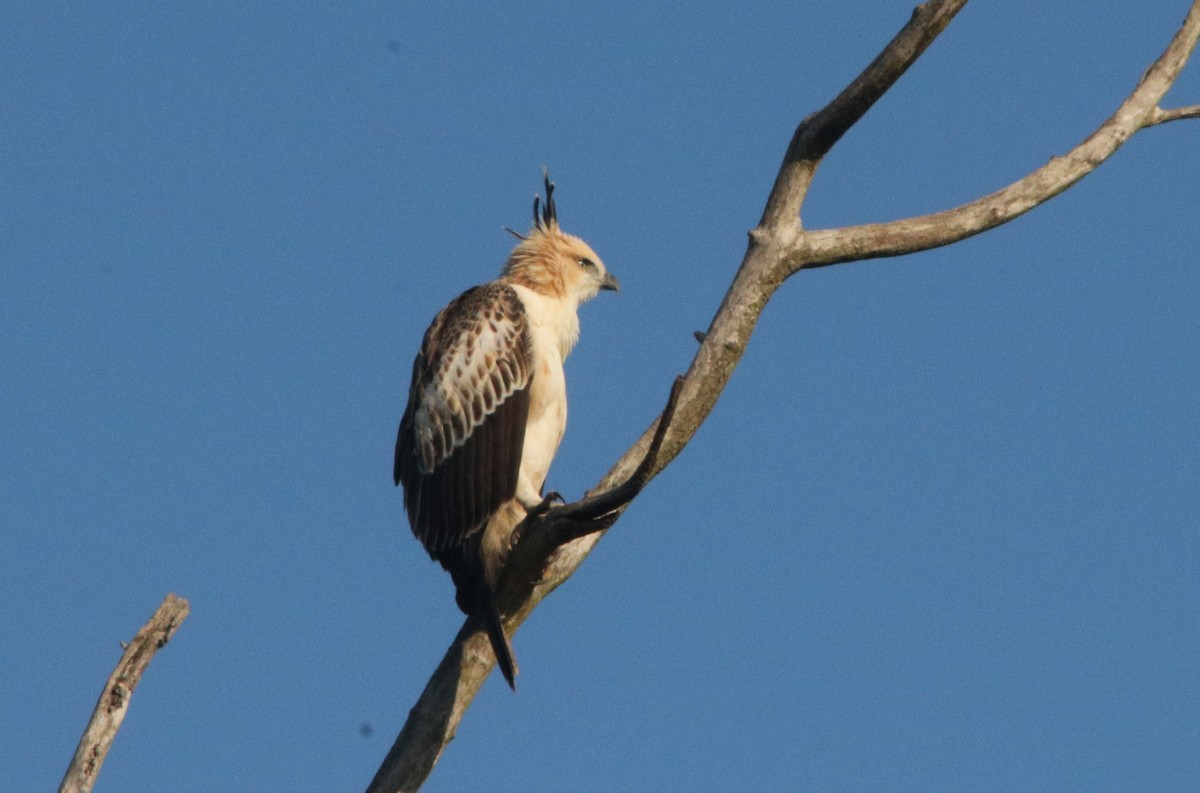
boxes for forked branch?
[369,2,1199,790]
[760,0,969,233]
[788,2,1200,271]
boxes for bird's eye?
[578,257,597,271]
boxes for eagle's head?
[500,172,619,304]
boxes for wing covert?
[394,283,532,554]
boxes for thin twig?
[59,594,190,793]
[548,375,685,532]
[496,374,685,596]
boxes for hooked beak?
[601,272,620,293]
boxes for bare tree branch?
[364,619,493,793]
[760,0,969,233]
[788,2,1200,271]
[369,3,1199,790]
[59,594,190,793]
[1147,103,1200,125]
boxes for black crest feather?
[532,168,557,231]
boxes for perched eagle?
[394,173,618,688]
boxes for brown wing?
[394,283,532,555]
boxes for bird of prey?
[394,173,618,688]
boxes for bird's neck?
[507,283,580,360]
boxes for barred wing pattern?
[394,283,533,555]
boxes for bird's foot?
[529,491,564,518]
[509,491,564,550]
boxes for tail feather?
[433,506,522,689]
[478,588,518,689]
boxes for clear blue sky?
[3,3,1198,791]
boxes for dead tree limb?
[1146,103,1200,126]
[793,2,1200,270]
[58,593,190,793]
[367,2,1200,790]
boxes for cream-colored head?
[500,173,619,304]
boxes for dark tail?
[478,587,519,689]
[436,522,521,689]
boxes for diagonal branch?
[368,9,971,793]
[59,594,190,793]
[368,3,1199,791]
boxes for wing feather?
[394,283,532,555]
